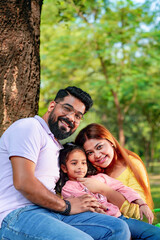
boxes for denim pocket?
[2,205,36,228]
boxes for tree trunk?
[0,0,43,136]
[150,126,155,172]
[111,90,125,147]
[95,41,125,147]
[144,140,150,169]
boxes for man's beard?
[48,111,75,140]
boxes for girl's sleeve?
[98,173,142,219]
[61,181,85,199]
[98,173,141,202]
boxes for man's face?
[48,95,86,140]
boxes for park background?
[39,0,160,224]
[0,0,160,224]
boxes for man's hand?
[66,194,107,215]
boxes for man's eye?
[75,114,81,120]
[63,106,71,112]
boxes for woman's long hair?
[55,143,87,194]
[75,123,153,209]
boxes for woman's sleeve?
[127,167,146,202]
[120,200,140,219]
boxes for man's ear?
[48,101,56,113]
[61,164,67,173]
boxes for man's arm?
[11,156,102,214]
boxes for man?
[0,86,130,239]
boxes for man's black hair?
[54,86,93,113]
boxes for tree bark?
[111,90,125,147]
[150,126,155,172]
[95,43,125,147]
[144,140,150,169]
[0,0,43,136]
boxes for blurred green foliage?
[39,0,160,167]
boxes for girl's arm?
[78,173,141,203]
[61,180,107,214]
[102,173,154,223]
[78,174,154,223]
[77,176,126,208]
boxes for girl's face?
[83,138,114,169]
[62,149,88,181]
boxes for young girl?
[56,143,160,240]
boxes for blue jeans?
[0,205,130,240]
[119,215,160,240]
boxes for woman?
[75,123,154,219]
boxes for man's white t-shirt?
[0,116,62,227]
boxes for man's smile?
[59,117,74,131]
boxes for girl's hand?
[139,204,154,224]
[77,177,108,194]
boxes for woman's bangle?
[139,203,147,208]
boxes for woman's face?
[83,138,114,168]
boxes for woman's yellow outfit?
[117,163,146,219]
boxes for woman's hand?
[133,199,154,224]
[77,177,108,194]
[139,204,154,224]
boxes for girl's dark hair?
[55,142,88,194]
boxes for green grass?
[151,184,160,225]
[146,161,160,225]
